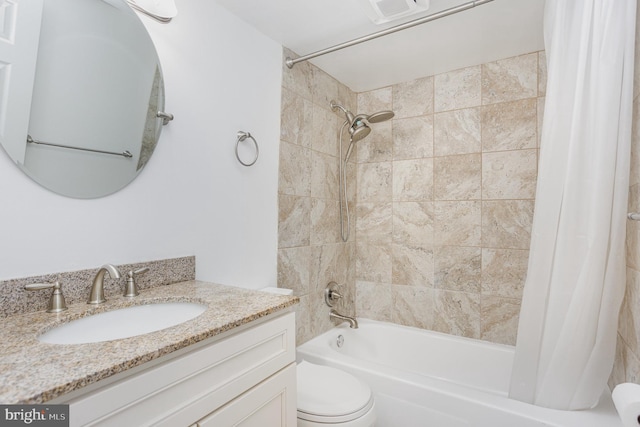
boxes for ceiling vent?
[358,0,430,25]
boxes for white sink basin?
[39,302,208,345]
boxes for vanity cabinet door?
[197,363,296,427]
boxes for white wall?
[0,0,282,290]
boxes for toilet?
[297,360,376,427]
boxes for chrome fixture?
[126,0,177,23]
[325,281,343,307]
[628,213,640,221]
[88,264,122,304]
[157,111,174,125]
[285,0,494,68]
[330,310,359,329]
[24,282,68,313]
[324,282,359,328]
[124,267,150,297]
[331,100,394,241]
[27,135,133,159]
[236,131,260,167]
[336,334,345,348]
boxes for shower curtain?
[508,0,636,410]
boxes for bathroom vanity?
[0,281,298,426]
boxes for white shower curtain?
[508,0,636,410]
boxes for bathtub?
[296,319,622,427]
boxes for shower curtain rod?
[285,0,495,68]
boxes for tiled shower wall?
[278,49,357,345]
[611,5,640,388]
[353,52,545,345]
[278,48,546,346]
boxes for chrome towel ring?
[236,131,259,167]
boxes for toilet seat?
[297,360,374,423]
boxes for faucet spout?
[330,309,358,329]
[88,264,121,304]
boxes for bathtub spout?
[330,309,358,329]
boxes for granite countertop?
[0,281,298,404]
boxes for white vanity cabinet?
[62,312,296,427]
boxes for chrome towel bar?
[27,135,133,158]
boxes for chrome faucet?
[330,309,359,329]
[88,264,121,304]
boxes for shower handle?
[325,281,343,307]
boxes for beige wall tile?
[294,294,312,345]
[433,290,480,339]
[312,105,339,156]
[392,285,434,329]
[434,201,482,246]
[434,65,482,112]
[277,247,311,295]
[356,281,392,322]
[356,241,392,283]
[281,87,313,147]
[278,194,310,248]
[480,295,520,345]
[434,108,481,156]
[393,76,434,118]
[393,202,435,247]
[282,48,312,100]
[393,116,434,160]
[481,98,537,152]
[311,151,338,200]
[335,242,356,289]
[357,121,393,163]
[393,158,434,201]
[434,246,481,293]
[482,53,538,104]
[624,339,640,383]
[482,200,534,249]
[312,67,339,108]
[356,202,393,243]
[620,268,640,352]
[482,150,538,200]
[310,244,338,293]
[279,140,311,197]
[434,154,482,200]
[538,51,547,97]
[357,162,393,202]
[311,199,340,245]
[392,243,434,287]
[310,289,336,336]
[481,248,529,299]
[628,220,640,271]
[537,97,545,149]
[358,87,393,114]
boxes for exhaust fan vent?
[358,0,430,25]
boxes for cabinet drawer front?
[197,363,296,427]
[69,312,295,427]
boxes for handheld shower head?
[349,119,371,142]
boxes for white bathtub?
[296,319,622,427]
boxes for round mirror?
[0,0,168,198]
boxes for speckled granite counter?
[0,281,298,404]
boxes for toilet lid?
[297,360,373,421]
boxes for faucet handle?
[25,282,68,313]
[324,281,343,307]
[124,267,149,297]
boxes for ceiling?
[213,0,545,92]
